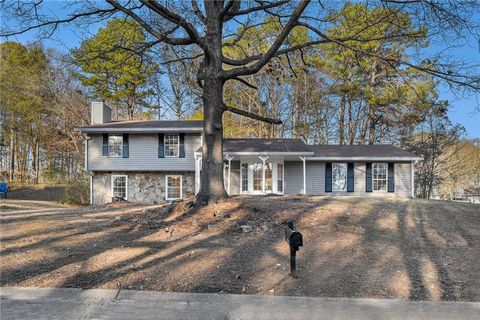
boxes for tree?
[73,18,157,120]
[402,103,465,199]
[2,1,479,204]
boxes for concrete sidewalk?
[1,287,479,320]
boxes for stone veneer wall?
[92,171,195,205]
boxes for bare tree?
[2,0,479,203]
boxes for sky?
[1,1,479,139]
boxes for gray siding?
[394,162,412,197]
[284,161,303,194]
[88,133,200,171]
[306,161,324,195]
[230,161,241,195]
[284,160,412,197]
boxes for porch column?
[411,160,416,198]
[259,156,269,195]
[195,155,202,195]
[225,155,234,195]
[299,156,306,195]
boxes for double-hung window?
[112,175,127,199]
[372,163,388,191]
[166,175,182,200]
[108,134,123,157]
[164,134,179,157]
[332,163,348,192]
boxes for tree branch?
[191,0,206,24]
[223,0,310,79]
[230,77,258,89]
[106,0,194,46]
[223,104,282,124]
[139,0,205,48]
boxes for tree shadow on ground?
[1,196,478,301]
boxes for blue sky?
[2,2,479,138]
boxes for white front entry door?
[241,161,283,194]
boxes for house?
[78,102,422,205]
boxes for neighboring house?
[79,102,422,205]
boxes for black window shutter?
[325,162,332,192]
[179,133,185,158]
[122,133,129,158]
[347,163,354,192]
[158,133,164,158]
[388,162,395,192]
[366,163,372,192]
[102,134,108,156]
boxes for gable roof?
[78,120,203,133]
[308,144,422,161]
[223,139,313,155]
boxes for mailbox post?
[284,221,303,278]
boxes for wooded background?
[1,2,478,201]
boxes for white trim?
[164,133,180,158]
[299,156,306,195]
[225,152,314,156]
[306,156,423,161]
[108,134,123,158]
[372,162,388,192]
[195,155,202,195]
[89,175,93,205]
[84,139,88,171]
[226,155,233,195]
[111,175,128,200]
[165,175,183,201]
[78,127,202,133]
[259,156,269,195]
[411,160,415,198]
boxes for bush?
[64,171,90,205]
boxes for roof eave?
[77,127,203,133]
[306,156,423,161]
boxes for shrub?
[64,171,90,205]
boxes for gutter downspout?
[84,135,93,205]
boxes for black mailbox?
[285,227,303,248]
[284,221,303,278]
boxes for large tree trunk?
[196,1,228,204]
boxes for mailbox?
[285,225,303,249]
[284,221,303,278]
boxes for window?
[373,163,388,191]
[277,163,284,193]
[108,134,123,157]
[241,163,248,192]
[112,175,127,199]
[253,163,263,191]
[164,134,179,157]
[166,175,182,200]
[265,163,273,192]
[332,163,347,192]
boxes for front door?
[241,161,282,194]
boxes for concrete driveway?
[1,287,479,320]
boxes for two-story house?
[79,102,422,204]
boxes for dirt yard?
[1,196,479,301]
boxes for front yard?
[1,196,479,301]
